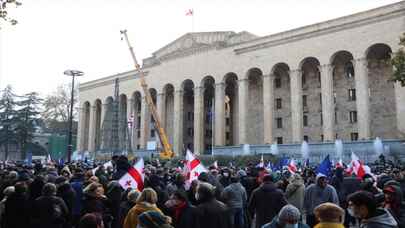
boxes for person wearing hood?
[119,189,140,227]
[82,182,113,228]
[0,186,14,228]
[56,176,76,228]
[248,174,288,228]
[195,182,231,228]
[383,183,405,228]
[262,204,309,228]
[123,188,163,228]
[165,190,198,228]
[221,175,247,228]
[303,173,339,227]
[285,173,305,214]
[314,203,345,228]
[105,181,123,228]
[348,190,398,228]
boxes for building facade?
[78,1,405,155]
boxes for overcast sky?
[0,0,401,96]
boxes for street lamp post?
[64,70,84,163]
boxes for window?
[303,115,308,127]
[333,92,337,104]
[348,89,356,101]
[187,143,193,150]
[303,135,309,142]
[226,118,230,126]
[205,130,212,137]
[187,112,193,121]
[335,111,338,124]
[226,132,230,140]
[321,134,324,142]
[137,116,141,128]
[349,111,357,123]
[303,95,308,107]
[317,71,321,84]
[276,137,283,144]
[320,112,323,125]
[319,93,323,107]
[188,128,194,137]
[302,73,306,86]
[137,130,141,138]
[150,129,155,138]
[275,77,282,88]
[276,118,283,129]
[136,145,140,150]
[346,63,355,78]
[276,98,282,109]
[351,132,359,141]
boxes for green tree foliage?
[391,33,405,86]
[14,92,42,158]
[0,85,19,160]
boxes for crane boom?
[120,30,174,159]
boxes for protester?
[262,204,309,228]
[248,174,288,228]
[3,182,31,228]
[221,174,247,228]
[118,189,140,227]
[138,211,173,228]
[304,173,339,227]
[165,190,198,228]
[285,173,305,213]
[79,212,105,228]
[195,182,231,228]
[347,190,398,228]
[313,202,345,228]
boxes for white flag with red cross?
[119,158,144,191]
[184,150,207,190]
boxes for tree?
[0,85,19,160]
[42,83,78,134]
[14,92,42,158]
[0,0,22,28]
[391,33,405,86]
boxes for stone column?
[193,86,204,155]
[214,83,225,146]
[127,98,134,149]
[156,93,165,129]
[320,64,335,141]
[290,69,303,143]
[353,58,370,140]
[238,79,249,144]
[100,103,108,130]
[173,90,184,155]
[263,74,275,144]
[77,107,84,151]
[140,97,149,149]
[88,105,97,152]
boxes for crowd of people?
[0,155,404,228]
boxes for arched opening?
[247,68,264,144]
[94,99,102,151]
[224,73,239,145]
[132,91,142,150]
[182,79,195,153]
[366,43,397,139]
[163,84,175,145]
[101,97,113,152]
[272,63,291,144]
[82,102,91,151]
[331,51,356,141]
[300,57,322,142]
[201,76,215,154]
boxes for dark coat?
[3,192,31,228]
[70,176,84,216]
[81,193,113,226]
[172,203,198,228]
[106,181,124,228]
[248,182,288,228]
[31,195,69,228]
[196,198,231,228]
[57,182,76,215]
[119,201,135,228]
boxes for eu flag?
[316,155,332,177]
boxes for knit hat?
[138,211,170,228]
[278,204,301,222]
[314,202,345,223]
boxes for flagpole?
[211,97,214,157]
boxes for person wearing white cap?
[262,204,309,228]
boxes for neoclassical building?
[78,1,405,155]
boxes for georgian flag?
[119,158,144,191]
[288,159,297,174]
[346,152,366,179]
[184,150,207,190]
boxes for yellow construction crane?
[120,30,174,159]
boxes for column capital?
[318,64,335,73]
[263,73,275,78]
[351,57,367,66]
[237,78,248,84]
[215,82,225,87]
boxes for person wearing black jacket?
[3,182,31,228]
[165,190,198,228]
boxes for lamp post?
[64,70,84,163]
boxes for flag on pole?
[346,152,366,179]
[119,158,144,191]
[256,154,264,168]
[185,9,193,16]
[184,150,207,190]
[316,155,332,177]
[288,159,297,174]
[212,160,218,169]
[266,161,273,171]
[335,159,344,169]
